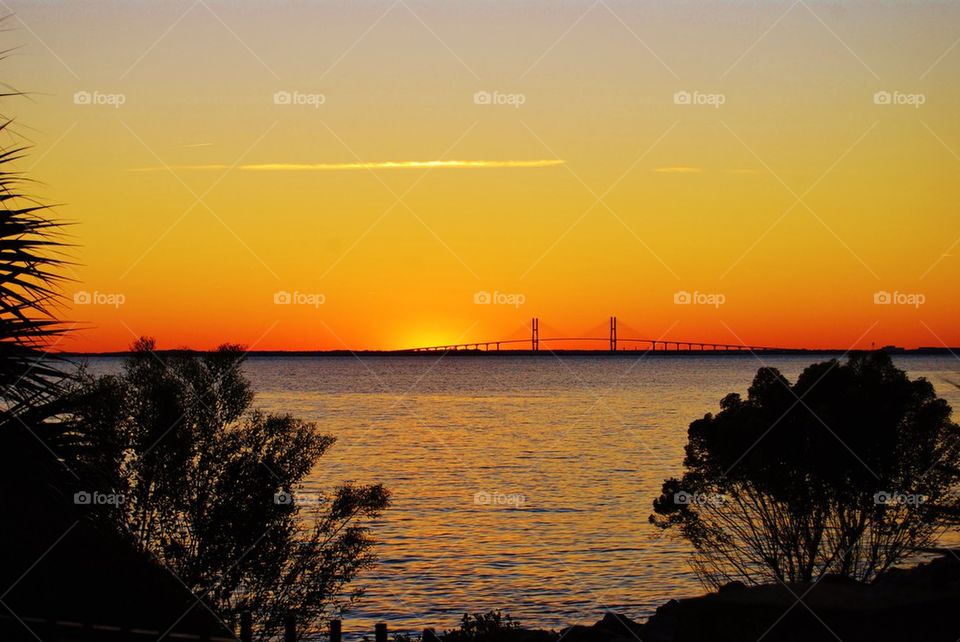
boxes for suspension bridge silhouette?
[401,317,799,354]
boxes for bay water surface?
[88,354,960,634]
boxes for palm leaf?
[0,98,72,425]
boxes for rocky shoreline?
[481,551,960,642]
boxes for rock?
[642,600,680,642]
[557,612,644,642]
[874,550,960,590]
[718,580,746,594]
[596,612,644,638]
[637,553,960,641]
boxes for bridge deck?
[405,337,789,353]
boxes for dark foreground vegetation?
[3,340,390,641]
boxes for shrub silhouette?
[69,338,390,640]
[441,611,523,642]
[651,352,960,586]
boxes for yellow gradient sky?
[7,0,959,351]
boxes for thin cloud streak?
[653,166,702,173]
[129,159,566,172]
[650,167,761,174]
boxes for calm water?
[88,354,960,634]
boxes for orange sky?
[7,0,959,351]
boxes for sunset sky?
[7,0,959,351]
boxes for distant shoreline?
[56,347,959,358]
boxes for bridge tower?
[609,316,617,352]
[531,317,539,351]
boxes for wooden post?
[284,614,297,642]
[375,622,388,642]
[330,619,342,642]
[240,611,252,642]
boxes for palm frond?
[0,106,72,422]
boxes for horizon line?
[54,346,952,356]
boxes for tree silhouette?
[69,339,390,640]
[651,352,960,587]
